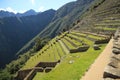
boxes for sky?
[0,0,76,14]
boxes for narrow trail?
[81,39,113,80]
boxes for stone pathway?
[81,39,113,80]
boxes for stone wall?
[35,60,60,68]
[24,67,44,80]
[103,28,120,80]
[15,60,60,80]
[14,69,32,80]
[69,45,90,53]
[94,38,110,44]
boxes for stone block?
[112,48,120,54]
[103,65,120,79]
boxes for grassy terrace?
[95,23,120,26]
[21,30,108,80]
[95,27,117,31]
[22,43,59,70]
[55,42,66,57]
[22,36,68,70]
[71,31,104,40]
[67,34,93,45]
[33,44,107,80]
[61,38,76,49]
[51,43,61,61]
[103,19,120,23]
[65,36,83,46]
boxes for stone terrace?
[103,28,120,80]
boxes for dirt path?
[81,39,113,80]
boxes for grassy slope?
[33,44,106,80]
[21,31,107,80]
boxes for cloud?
[0,7,26,14]
[31,0,35,5]
[6,7,17,13]
[38,6,45,12]
[0,7,17,13]
[19,10,26,13]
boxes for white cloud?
[38,6,45,12]
[19,10,26,13]
[6,7,17,13]
[31,0,35,5]
[0,7,26,14]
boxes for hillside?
[15,0,120,80]
[0,9,56,68]
[38,0,94,38]
[0,9,38,18]
[0,0,120,80]
[17,0,95,58]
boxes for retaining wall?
[103,28,120,80]
[14,69,32,80]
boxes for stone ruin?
[103,28,120,80]
[15,60,60,80]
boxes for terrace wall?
[14,69,32,80]
[24,67,44,80]
[94,38,110,44]
[35,60,60,68]
[70,45,90,53]
[103,28,120,80]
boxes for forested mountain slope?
[0,9,56,68]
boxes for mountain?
[0,9,38,18]
[16,9,38,17]
[37,0,95,38]
[0,0,119,80]
[17,0,95,55]
[0,10,15,18]
[0,9,56,68]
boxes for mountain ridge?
[0,9,56,68]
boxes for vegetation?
[0,52,31,80]
[33,44,106,80]
[0,0,119,79]
[0,37,50,80]
[0,9,56,68]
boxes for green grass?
[103,19,120,23]
[51,43,61,60]
[61,38,76,49]
[67,34,93,45]
[71,31,104,40]
[33,72,44,80]
[33,44,107,80]
[55,42,65,57]
[71,31,86,37]
[65,36,83,46]
[95,23,120,26]
[21,31,107,80]
[95,27,117,31]
[22,32,94,70]
[22,43,58,70]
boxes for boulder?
[93,45,100,50]
[69,60,74,64]
[112,48,120,54]
[113,44,120,49]
[111,53,120,61]
[108,57,120,68]
[103,65,120,79]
